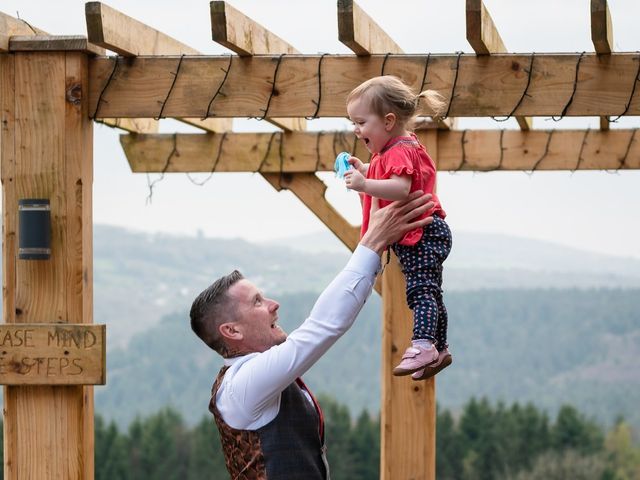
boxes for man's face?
[227,279,286,353]
[347,96,391,154]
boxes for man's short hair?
[190,270,244,357]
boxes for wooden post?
[1,51,94,479]
[381,129,438,480]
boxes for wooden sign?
[0,324,106,385]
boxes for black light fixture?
[18,199,51,260]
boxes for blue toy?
[334,151,352,179]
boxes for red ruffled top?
[360,134,445,246]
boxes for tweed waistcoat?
[210,366,328,480]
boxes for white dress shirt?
[215,244,381,430]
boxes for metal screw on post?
[18,199,51,260]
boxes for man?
[190,191,435,479]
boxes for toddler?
[344,75,453,380]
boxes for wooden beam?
[2,51,94,480]
[88,53,640,118]
[466,0,532,131]
[209,1,304,132]
[85,1,231,133]
[591,0,614,130]
[591,0,613,54]
[466,0,506,55]
[210,1,298,57]
[337,0,402,55]
[0,11,48,52]
[336,3,435,476]
[120,129,640,173]
[85,2,199,56]
[9,35,105,55]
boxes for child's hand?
[348,156,368,176]
[344,168,367,192]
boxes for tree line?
[0,396,638,479]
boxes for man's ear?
[384,112,397,131]
[219,322,243,341]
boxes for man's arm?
[220,191,435,426]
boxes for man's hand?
[360,191,435,255]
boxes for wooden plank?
[120,129,640,173]
[209,1,304,132]
[88,53,640,118]
[0,325,105,385]
[337,0,402,55]
[210,1,297,57]
[466,0,531,130]
[591,0,613,54]
[85,2,198,56]
[466,0,506,55]
[2,51,94,480]
[0,11,48,52]
[86,2,230,134]
[591,0,614,130]
[381,255,435,479]
[9,35,105,55]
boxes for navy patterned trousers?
[392,216,452,348]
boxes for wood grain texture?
[9,35,105,55]
[591,0,613,54]
[88,53,640,118]
[0,12,48,52]
[337,0,402,55]
[120,129,640,173]
[85,2,198,56]
[2,52,94,480]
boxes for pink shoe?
[411,347,453,381]
[393,344,439,376]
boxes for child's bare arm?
[345,171,411,201]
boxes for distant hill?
[95,288,640,433]
[89,225,640,346]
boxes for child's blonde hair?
[346,75,446,128]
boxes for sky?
[3,0,640,259]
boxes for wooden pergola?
[1,1,638,478]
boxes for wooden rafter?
[337,0,402,56]
[338,0,453,132]
[209,1,305,132]
[591,0,614,131]
[88,53,640,118]
[466,0,532,131]
[85,2,230,134]
[120,129,640,173]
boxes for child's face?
[347,97,392,154]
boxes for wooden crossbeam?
[466,0,532,131]
[85,1,230,134]
[591,0,614,131]
[209,1,305,132]
[120,129,640,172]
[89,53,640,118]
[337,0,402,56]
